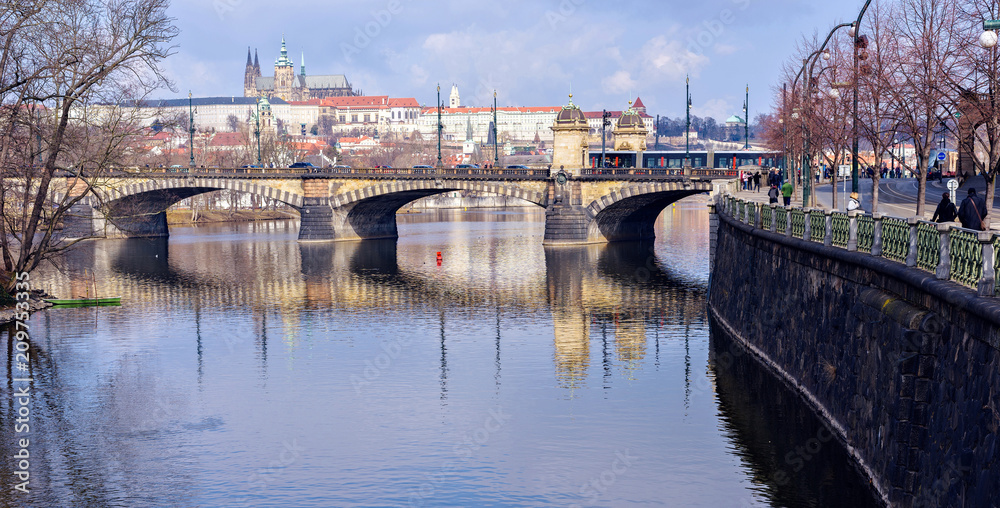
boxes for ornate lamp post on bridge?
[436,84,443,170]
[685,75,692,168]
[254,95,262,167]
[742,84,750,150]
[188,91,196,167]
[493,90,499,166]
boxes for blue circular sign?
[937,152,946,161]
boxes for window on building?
[351,114,358,123]
[364,114,371,123]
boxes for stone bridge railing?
[716,193,999,297]
[82,166,740,179]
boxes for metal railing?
[715,192,1000,297]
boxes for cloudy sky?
[160,0,855,121]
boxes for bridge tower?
[550,94,590,176]
[613,101,648,168]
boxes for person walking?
[931,192,959,223]
[958,188,988,231]
[767,183,779,204]
[753,171,761,192]
[780,180,793,206]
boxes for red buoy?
[436,251,443,266]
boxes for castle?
[244,37,356,102]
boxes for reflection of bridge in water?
[45,236,707,390]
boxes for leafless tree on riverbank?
[0,0,178,298]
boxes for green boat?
[45,297,122,307]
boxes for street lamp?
[254,95,262,167]
[492,90,499,166]
[742,84,750,150]
[188,91,196,167]
[981,19,1000,48]
[852,0,875,194]
[601,109,612,168]
[685,75,692,168]
[436,84,443,170]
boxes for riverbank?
[166,209,298,225]
[0,293,52,326]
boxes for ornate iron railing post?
[803,208,813,242]
[824,210,833,247]
[978,232,996,297]
[936,223,951,280]
[785,206,793,237]
[769,204,777,233]
[872,213,884,257]
[847,210,859,252]
[906,217,920,268]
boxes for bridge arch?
[308,179,549,242]
[573,180,713,243]
[66,178,305,238]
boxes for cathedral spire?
[300,52,306,76]
[246,46,252,67]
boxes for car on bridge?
[505,165,529,169]
[455,164,480,169]
[289,161,316,170]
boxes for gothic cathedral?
[244,37,355,102]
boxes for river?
[0,198,879,507]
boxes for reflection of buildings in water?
[552,307,590,389]
[614,313,647,378]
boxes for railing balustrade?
[716,191,1000,297]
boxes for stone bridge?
[56,168,730,244]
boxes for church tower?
[243,47,256,97]
[273,36,295,101]
[449,85,460,108]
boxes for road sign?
[838,164,851,177]
[947,179,959,204]
[986,19,1000,31]
[937,152,947,161]
[955,111,963,119]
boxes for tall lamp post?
[850,0,875,194]
[492,90,499,166]
[254,95,262,167]
[797,21,854,206]
[436,84,443,170]
[188,91,196,167]
[685,75,692,168]
[742,84,750,150]
[601,109,611,168]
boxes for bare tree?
[886,0,960,216]
[0,0,178,296]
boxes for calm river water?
[1,198,879,507]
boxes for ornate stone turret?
[274,36,295,101]
[613,101,648,168]
[550,94,590,175]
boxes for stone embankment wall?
[709,205,999,507]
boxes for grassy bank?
[166,209,298,225]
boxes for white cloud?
[693,98,731,121]
[602,70,637,96]
[638,35,710,80]
[714,43,738,55]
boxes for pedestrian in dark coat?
[958,188,988,231]
[767,184,779,204]
[931,192,958,223]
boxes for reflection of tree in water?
[709,317,881,508]
[0,316,199,507]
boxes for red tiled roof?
[633,97,646,109]
[209,132,246,147]
[387,98,420,108]
[418,106,563,114]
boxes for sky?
[159,0,859,121]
